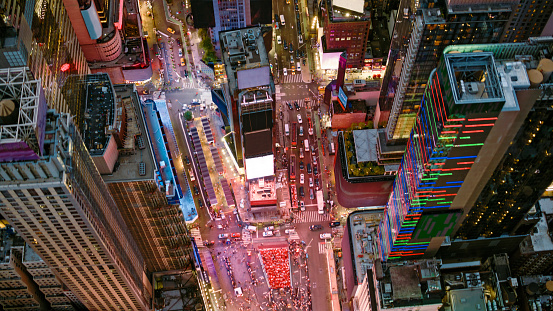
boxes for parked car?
[320,233,332,240]
[329,221,341,228]
[309,224,323,231]
[264,226,275,231]
[263,231,274,237]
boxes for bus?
[291,123,297,148]
[280,15,285,26]
[290,155,296,180]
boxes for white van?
[304,139,309,151]
[320,233,332,240]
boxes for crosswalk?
[190,228,203,246]
[281,73,303,84]
[319,242,331,254]
[289,230,301,241]
[182,81,195,89]
[292,211,332,223]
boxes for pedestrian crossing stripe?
[190,228,203,246]
[282,74,304,84]
[318,242,330,254]
[289,231,301,240]
[292,211,331,223]
[182,82,195,89]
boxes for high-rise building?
[0,231,85,310]
[377,0,514,144]
[0,67,151,310]
[80,76,195,273]
[320,0,371,69]
[501,0,553,42]
[219,27,275,175]
[190,0,271,43]
[378,45,550,261]
[0,0,91,120]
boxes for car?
[309,224,323,231]
[287,101,293,110]
[218,233,229,239]
[296,12,300,20]
[299,161,304,170]
[295,4,299,11]
[300,200,305,211]
[297,114,302,123]
[309,177,313,188]
[300,173,305,184]
[307,163,312,174]
[277,35,282,44]
[312,156,317,166]
[283,68,288,75]
[274,13,279,22]
[167,27,175,34]
[299,186,305,197]
[289,43,293,54]
[275,21,279,29]
[299,126,304,136]
[178,49,183,57]
[203,240,215,246]
[264,226,275,231]
[298,35,303,44]
[193,185,199,195]
[315,178,320,189]
[320,233,332,240]
[185,156,190,164]
[311,145,316,156]
[263,231,274,237]
[309,188,314,200]
[313,165,318,175]
[283,39,288,49]
[329,221,341,228]
[198,199,204,208]
[231,233,241,238]
[294,102,300,110]
[285,229,295,234]
[296,50,301,60]
[247,250,252,257]
[180,58,185,66]
[308,127,314,135]
[299,148,304,159]
[291,57,295,64]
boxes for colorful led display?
[379,53,506,260]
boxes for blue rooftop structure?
[143,99,197,223]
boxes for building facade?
[378,48,545,260]
[0,0,91,121]
[377,0,513,143]
[320,0,371,68]
[0,71,151,309]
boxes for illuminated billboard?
[245,154,275,180]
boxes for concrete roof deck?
[102,84,155,182]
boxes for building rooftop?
[332,0,365,15]
[102,84,155,182]
[82,74,116,156]
[447,287,486,311]
[220,27,271,95]
[444,52,505,105]
[347,210,383,286]
[353,129,377,163]
[249,176,276,203]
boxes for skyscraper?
[377,0,514,143]
[378,44,549,260]
[0,0,90,121]
[0,67,151,310]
